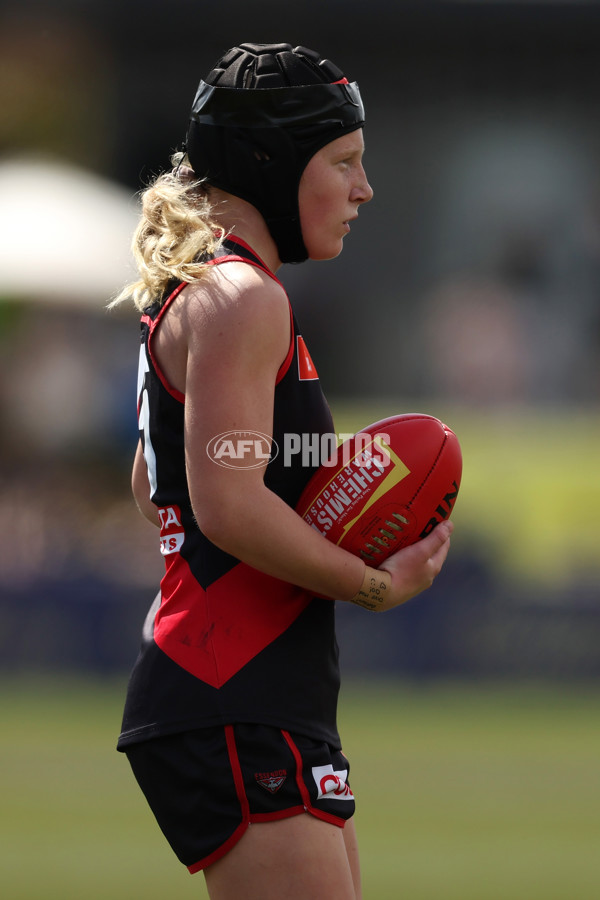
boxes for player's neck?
[208,188,282,273]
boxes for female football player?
[114,42,453,900]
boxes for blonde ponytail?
[110,157,224,311]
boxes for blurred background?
[1,1,599,898]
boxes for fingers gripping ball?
[295,414,462,565]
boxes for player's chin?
[306,237,346,261]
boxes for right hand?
[375,520,454,612]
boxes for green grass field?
[1,677,598,900]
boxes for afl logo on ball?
[206,431,279,469]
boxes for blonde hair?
[110,154,225,311]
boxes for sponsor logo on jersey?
[312,764,354,801]
[158,505,185,555]
[255,769,287,793]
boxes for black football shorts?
[125,723,355,873]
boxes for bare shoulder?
[177,261,291,379]
[181,261,288,335]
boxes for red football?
[295,414,462,565]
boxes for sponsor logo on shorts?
[255,769,287,793]
[312,764,354,801]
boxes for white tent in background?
[0,156,140,308]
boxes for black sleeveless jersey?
[117,237,341,750]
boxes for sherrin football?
[295,414,462,565]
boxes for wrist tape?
[350,566,392,611]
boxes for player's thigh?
[343,816,362,900]
[204,813,358,900]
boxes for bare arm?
[131,439,160,527]
[174,264,452,609]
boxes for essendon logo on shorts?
[297,335,319,381]
[255,769,287,793]
[312,764,354,801]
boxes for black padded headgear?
[186,43,365,263]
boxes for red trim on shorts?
[186,727,314,874]
[225,724,250,821]
[250,805,306,824]
[186,726,348,874]
[187,725,250,874]
[282,731,347,828]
